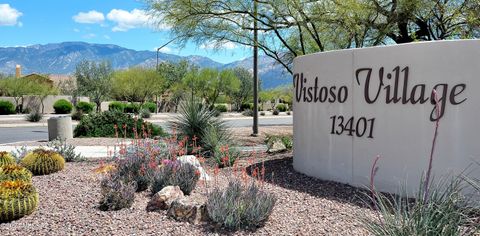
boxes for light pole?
[156,37,179,71]
[252,0,259,136]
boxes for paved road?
[0,117,292,144]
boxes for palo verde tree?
[111,67,164,104]
[75,60,113,112]
[146,0,480,74]
[231,67,253,111]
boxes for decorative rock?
[267,139,287,153]
[177,155,210,181]
[167,196,208,224]
[146,186,184,212]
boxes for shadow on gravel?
[246,154,372,210]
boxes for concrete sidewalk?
[0,145,267,159]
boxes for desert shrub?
[20,149,65,175]
[272,109,279,115]
[47,138,84,162]
[125,103,140,114]
[0,180,39,222]
[114,148,156,192]
[215,104,228,113]
[75,101,94,113]
[206,181,276,230]
[0,152,15,167]
[99,174,136,211]
[171,100,230,154]
[71,110,84,121]
[25,110,43,122]
[363,177,478,235]
[265,135,293,150]
[151,160,199,195]
[108,101,125,112]
[140,108,151,119]
[142,102,157,113]
[275,103,287,112]
[53,99,73,114]
[242,109,254,117]
[286,111,291,115]
[201,125,232,157]
[260,111,265,116]
[0,100,15,115]
[73,111,163,138]
[0,164,32,182]
[213,145,242,168]
[240,103,253,111]
[10,146,28,162]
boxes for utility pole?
[252,0,259,136]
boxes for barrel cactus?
[0,164,32,182]
[0,151,15,167]
[21,149,65,175]
[0,180,39,222]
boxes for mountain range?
[0,42,291,89]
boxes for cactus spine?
[0,152,15,167]
[20,149,65,175]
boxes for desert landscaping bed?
[0,152,375,235]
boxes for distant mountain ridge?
[0,42,291,89]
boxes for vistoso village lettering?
[294,66,467,139]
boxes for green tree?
[111,67,164,103]
[231,67,253,111]
[147,0,480,73]
[75,60,113,112]
[184,68,240,108]
[157,60,193,112]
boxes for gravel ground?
[0,153,376,235]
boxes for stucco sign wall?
[293,40,480,195]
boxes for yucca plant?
[171,99,231,154]
[0,151,15,167]
[0,180,39,222]
[21,149,65,175]
[0,164,32,182]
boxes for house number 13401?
[329,116,375,138]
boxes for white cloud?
[157,46,171,53]
[103,35,111,40]
[107,8,151,32]
[73,10,105,24]
[73,28,80,33]
[200,41,237,50]
[0,4,22,26]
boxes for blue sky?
[0,0,250,64]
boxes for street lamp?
[156,37,179,71]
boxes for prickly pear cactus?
[0,180,39,222]
[20,149,65,175]
[0,151,15,167]
[0,164,32,182]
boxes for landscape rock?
[267,139,287,153]
[177,155,210,181]
[167,195,208,224]
[146,186,184,212]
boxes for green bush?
[73,111,164,138]
[240,103,253,111]
[242,109,254,117]
[125,103,140,114]
[139,108,151,119]
[20,149,65,175]
[272,109,280,115]
[0,180,39,222]
[75,101,95,113]
[214,104,228,113]
[260,111,266,116]
[71,110,84,121]
[201,124,232,157]
[151,160,199,195]
[213,146,241,168]
[108,101,125,112]
[114,147,155,192]
[142,102,157,113]
[47,139,84,162]
[99,174,136,211]
[265,134,293,151]
[206,181,276,230]
[275,103,287,112]
[0,100,15,115]
[53,99,73,114]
